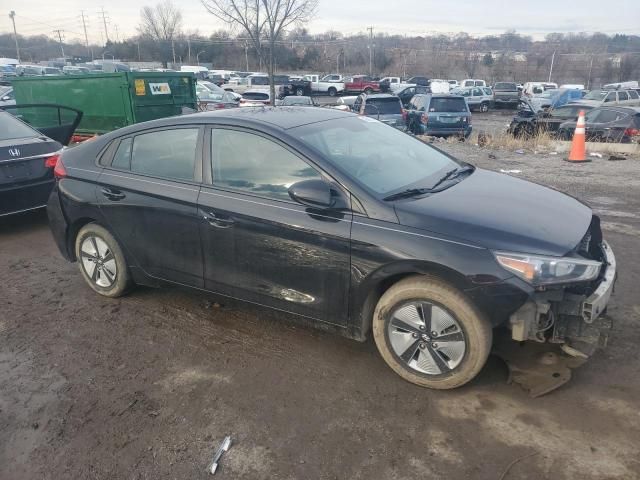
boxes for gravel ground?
[1,139,640,480]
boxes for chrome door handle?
[203,212,234,228]
[101,187,125,201]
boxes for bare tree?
[139,0,183,65]
[202,0,317,102]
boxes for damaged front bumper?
[495,241,616,396]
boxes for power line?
[99,7,109,44]
[52,29,65,58]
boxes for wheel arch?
[66,217,99,261]
[351,260,473,341]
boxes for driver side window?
[210,129,321,201]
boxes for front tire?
[296,87,305,96]
[372,275,492,389]
[364,87,374,94]
[75,223,131,298]
[480,102,489,113]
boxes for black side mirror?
[288,179,335,209]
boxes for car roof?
[103,107,354,136]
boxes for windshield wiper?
[383,187,433,201]
[430,165,475,190]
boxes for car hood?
[571,100,600,107]
[393,168,592,256]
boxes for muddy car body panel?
[47,107,616,388]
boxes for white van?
[603,80,639,90]
[461,79,486,88]
[523,82,558,96]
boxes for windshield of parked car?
[0,111,40,141]
[583,90,607,100]
[291,116,460,195]
[282,97,313,105]
[243,92,269,100]
[494,82,517,90]
[364,97,402,115]
[428,97,468,112]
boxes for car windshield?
[494,82,516,90]
[283,97,313,105]
[428,97,467,112]
[243,92,269,100]
[291,116,459,195]
[583,90,607,100]
[0,112,40,141]
[364,97,402,115]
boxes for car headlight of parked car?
[494,252,602,285]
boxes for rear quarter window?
[428,97,468,113]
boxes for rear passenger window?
[131,129,199,181]
[112,138,132,169]
[628,90,639,99]
[617,91,629,101]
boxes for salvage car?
[1,110,63,216]
[405,93,472,137]
[352,93,405,128]
[509,100,594,138]
[47,107,616,390]
[557,106,640,143]
[451,86,493,112]
[394,85,429,108]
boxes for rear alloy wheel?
[75,223,131,298]
[480,102,489,113]
[328,87,337,97]
[373,275,492,389]
[296,87,305,96]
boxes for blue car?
[405,94,472,138]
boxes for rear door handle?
[203,211,235,228]
[101,187,126,201]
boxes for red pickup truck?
[344,75,387,94]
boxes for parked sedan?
[47,107,616,390]
[509,100,595,138]
[0,110,63,216]
[557,106,640,143]
[240,89,271,106]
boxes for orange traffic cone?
[566,110,590,163]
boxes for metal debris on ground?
[590,152,603,158]
[208,435,232,475]
[549,151,558,155]
[515,149,525,154]
[499,169,522,174]
[608,154,627,161]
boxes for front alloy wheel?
[373,275,492,389]
[387,302,466,374]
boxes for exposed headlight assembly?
[495,252,602,286]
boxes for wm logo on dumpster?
[149,83,172,95]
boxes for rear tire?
[296,87,305,96]
[328,87,337,97]
[75,223,131,298]
[372,275,492,389]
[480,102,489,113]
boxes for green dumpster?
[11,72,197,135]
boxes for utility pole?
[171,39,176,66]
[8,11,20,62]
[80,10,91,58]
[137,41,141,62]
[187,37,191,64]
[244,41,249,71]
[367,26,374,77]
[113,25,119,43]
[586,55,594,89]
[99,7,109,44]
[548,50,556,83]
[53,29,65,58]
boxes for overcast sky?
[2,0,639,45]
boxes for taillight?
[53,158,67,179]
[624,128,640,137]
[421,113,429,124]
[44,153,60,169]
[402,108,407,121]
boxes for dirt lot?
[1,141,640,480]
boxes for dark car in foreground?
[509,100,595,138]
[1,110,63,216]
[405,93,472,138]
[47,107,616,390]
[557,106,640,143]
